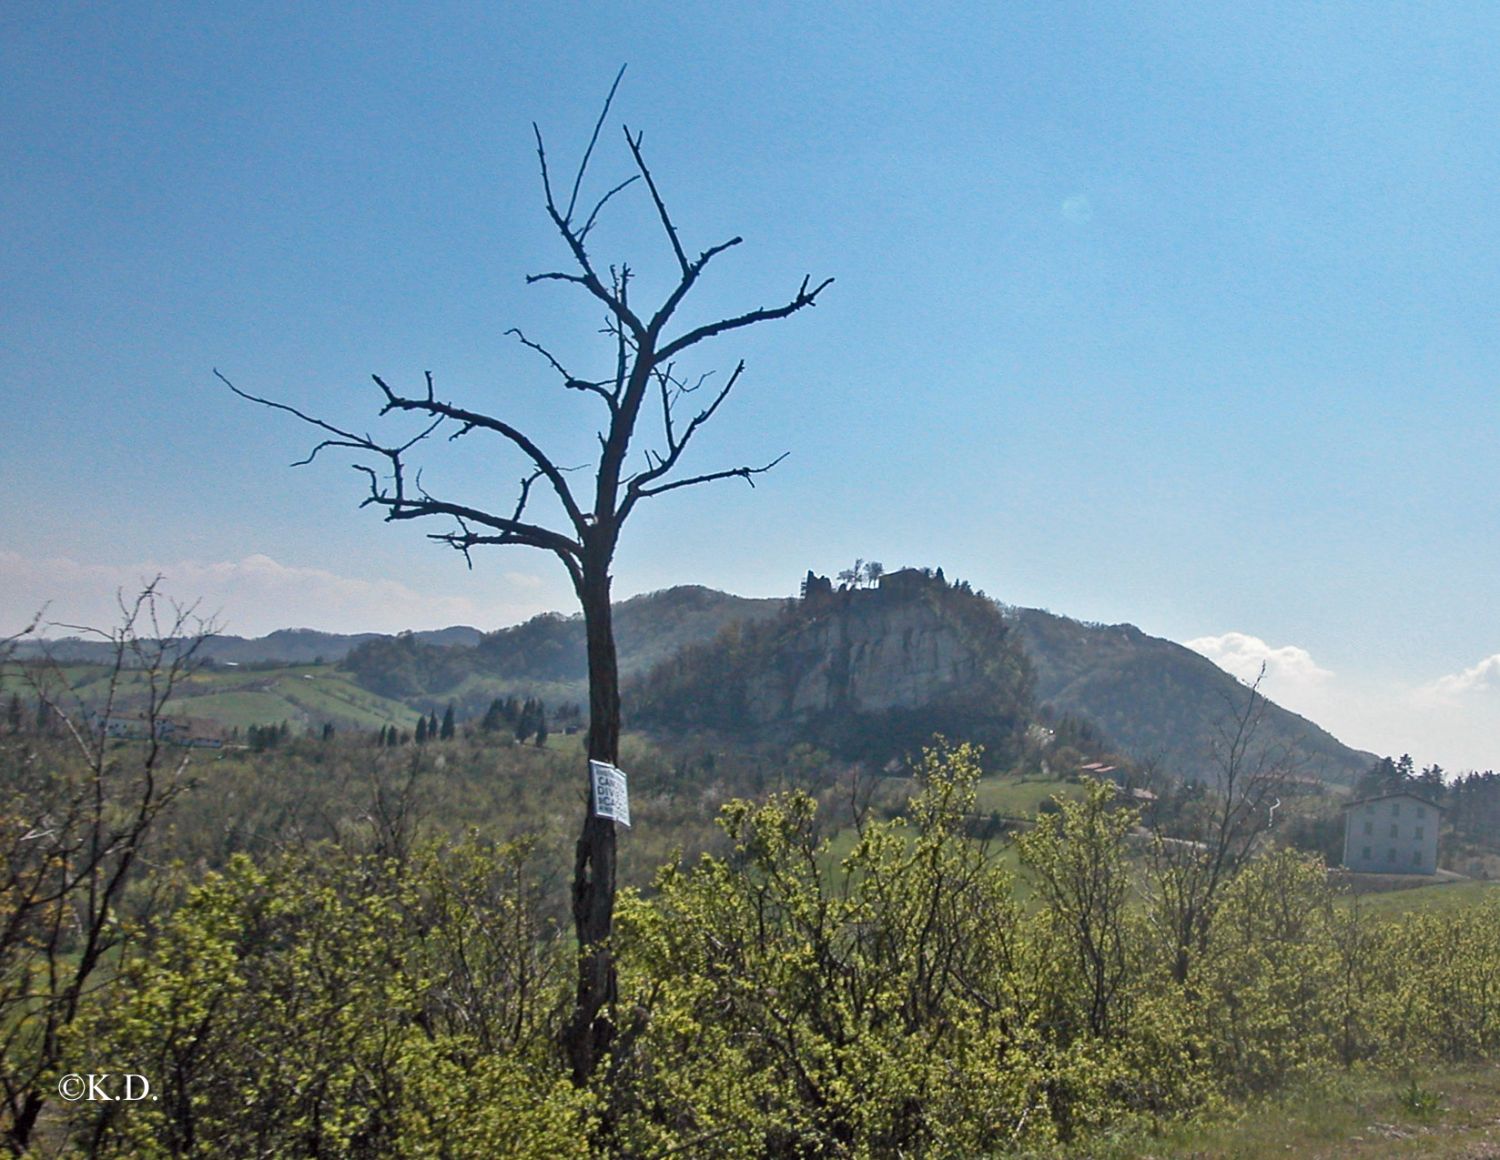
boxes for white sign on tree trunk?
[589,760,631,827]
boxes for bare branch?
[672,361,744,454]
[626,361,749,513]
[525,263,646,346]
[429,518,584,592]
[658,274,834,361]
[222,365,587,566]
[216,370,379,466]
[507,328,619,414]
[339,436,577,559]
[629,451,788,505]
[363,482,581,562]
[623,126,688,274]
[656,365,677,451]
[532,122,559,226]
[531,120,647,344]
[646,236,743,339]
[370,374,588,531]
[566,64,628,225]
[577,174,640,243]
[526,269,592,289]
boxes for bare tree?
[1147,666,1294,984]
[220,69,830,1082]
[0,584,208,1152]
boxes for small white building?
[1342,791,1443,875]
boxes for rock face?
[746,586,985,722]
[631,569,1032,763]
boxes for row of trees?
[1447,769,1500,845]
[1358,753,1448,799]
[414,705,457,744]
[369,698,581,748]
[480,695,563,745]
[246,720,293,751]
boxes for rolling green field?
[4,660,425,736]
[1029,1061,1500,1159]
[975,773,1087,818]
[172,665,423,731]
[1341,877,1500,917]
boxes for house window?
[1415,826,1424,840]
[1387,848,1397,862]
[1361,846,1372,860]
[1363,821,1373,836]
[1412,849,1422,866]
[1417,806,1426,819]
[1392,802,1401,816]
[1389,824,1399,839]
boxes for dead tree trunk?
[565,552,621,1079]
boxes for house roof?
[1343,789,1446,812]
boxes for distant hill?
[624,576,1376,783]
[1007,607,1377,785]
[340,585,785,708]
[10,625,482,666]
[629,569,1035,765]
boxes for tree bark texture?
[564,562,620,1081]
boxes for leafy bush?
[73,838,590,1158]
[27,745,1500,1156]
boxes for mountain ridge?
[1006,607,1377,784]
[9,625,484,665]
[9,576,1381,782]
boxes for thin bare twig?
[566,64,628,225]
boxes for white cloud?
[1184,631,1333,687]
[1422,654,1500,700]
[1180,631,1496,773]
[0,551,556,638]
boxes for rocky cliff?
[745,583,982,720]
[630,569,1033,763]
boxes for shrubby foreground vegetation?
[6,737,1499,1156]
[4,603,1499,1156]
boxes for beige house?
[1342,791,1442,874]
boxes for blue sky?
[3,2,1496,771]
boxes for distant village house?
[1342,791,1442,874]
